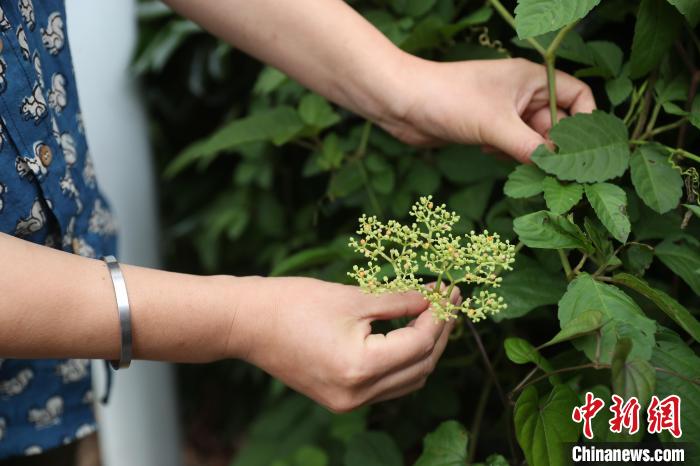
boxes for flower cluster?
[348,196,516,322]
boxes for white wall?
[65,1,182,465]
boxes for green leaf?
[298,94,341,131]
[414,420,468,466]
[514,0,600,39]
[531,111,630,183]
[629,0,683,78]
[132,20,201,74]
[621,244,654,275]
[504,165,546,199]
[612,273,700,344]
[513,211,590,250]
[329,163,364,198]
[506,338,544,366]
[514,385,580,466]
[655,240,700,295]
[588,41,624,78]
[585,183,631,243]
[167,107,304,177]
[344,432,402,466]
[271,244,347,277]
[330,408,369,444]
[254,67,288,95]
[558,274,656,363]
[690,96,700,129]
[436,145,513,184]
[232,395,331,466]
[542,177,583,214]
[541,310,605,348]
[404,160,441,195]
[393,0,438,17]
[449,181,494,221]
[685,204,700,218]
[667,0,700,26]
[630,145,684,214]
[606,76,633,106]
[651,331,700,457]
[611,338,656,402]
[316,134,344,171]
[492,258,568,321]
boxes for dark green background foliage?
[135,0,700,464]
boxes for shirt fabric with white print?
[0,0,117,459]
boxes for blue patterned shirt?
[0,0,117,458]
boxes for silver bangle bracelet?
[102,255,132,369]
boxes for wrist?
[214,274,274,362]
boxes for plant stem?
[543,22,579,126]
[353,121,384,217]
[558,249,573,281]
[487,0,546,56]
[631,74,656,140]
[572,253,588,276]
[466,320,519,463]
[546,57,559,126]
[468,377,493,465]
[645,119,688,139]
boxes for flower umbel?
[348,196,516,322]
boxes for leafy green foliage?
[344,432,403,466]
[584,182,631,243]
[136,0,700,464]
[513,211,589,250]
[610,338,656,403]
[513,0,600,39]
[630,145,684,214]
[503,164,546,198]
[542,177,583,214]
[613,272,700,343]
[651,330,700,461]
[413,421,469,466]
[531,111,630,183]
[514,385,580,466]
[558,274,656,363]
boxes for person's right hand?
[226,277,459,412]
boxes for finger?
[364,308,445,372]
[360,290,429,321]
[526,107,568,137]
[481,113,546,163]
[364,317,456,404]
[363,288,460,373]
[552,70,597,115]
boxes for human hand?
[227,277,459,412]
[380,57,596,162]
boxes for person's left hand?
[379,57,597,163]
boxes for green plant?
[348,196,516,321]
[136,0,700,465]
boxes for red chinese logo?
[609,394,640,435]
[572,392,605,439]
[571,392,683,439]
[647,395,682,438]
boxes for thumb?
[362,290,429,321]
[482,113,546,163]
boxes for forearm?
[0,233,252,362]
[163,0,412,124]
